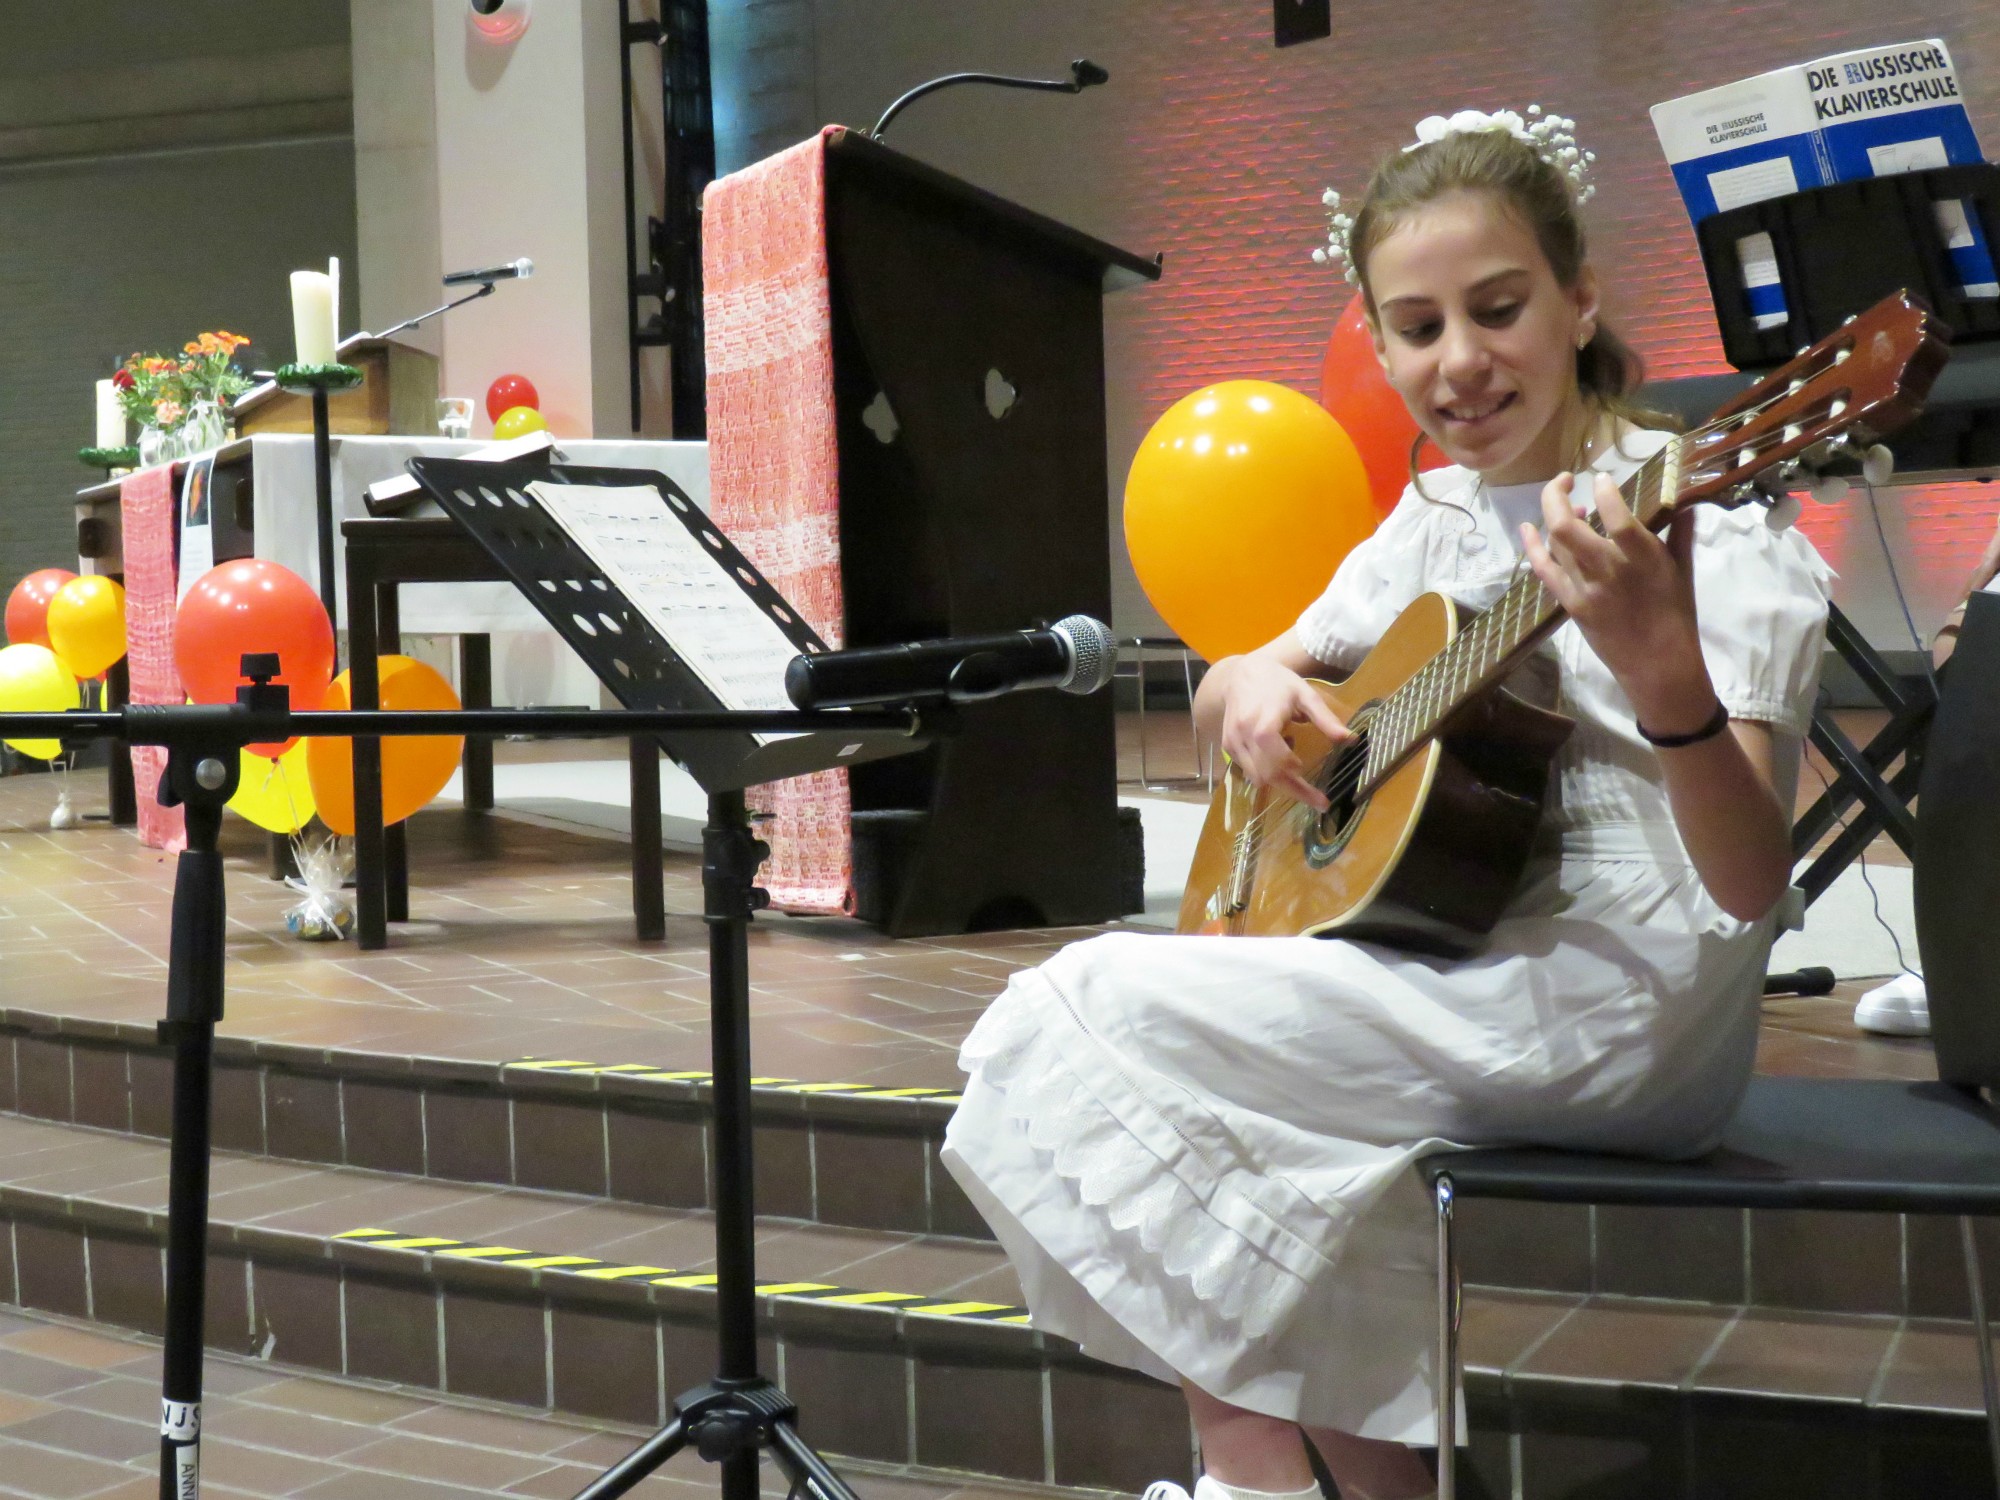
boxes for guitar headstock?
[1669,292,1951,513]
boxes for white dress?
[940,428,1834,1444]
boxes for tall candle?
[328,256,340,354]
[290,270,337,365]
[94,379,125,448]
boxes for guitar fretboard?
[1357,438,1682,794]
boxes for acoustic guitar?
[1178,292,1949,953]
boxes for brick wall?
[730,0,2000,639]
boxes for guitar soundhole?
[1300,709,1374,869]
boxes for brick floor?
[0,1301,1074,1500]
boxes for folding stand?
[1790,602,1938,905]
[397,455,938,1499]
[572,781,866,1500]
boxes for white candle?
[328,255,341,354]
[290,270,337,366]
[94,379,125,448]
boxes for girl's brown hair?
[1346,127,1677,488]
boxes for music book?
[524,479,805,740]
[405,455,919,793]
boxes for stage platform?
[0,763,1992,1499]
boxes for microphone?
[442,257,535,286]
[785,615,1116,709]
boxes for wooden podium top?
[232,334,439,438]
[824,127,1163,293]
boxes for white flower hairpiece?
[1312,104,1598,286]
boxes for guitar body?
[1175,291,1949,953]
[1177,592,1574,954]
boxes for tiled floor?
[0,1301,1066,1500]
[0,730,1937,1100]
[0,769,1083,1093]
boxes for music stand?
[403,455,931,1500]
[0,456,947,1500]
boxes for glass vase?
[137,426,168,467]
[182,399,226,455]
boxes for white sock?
[1194,1474,1322,1500]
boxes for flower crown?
[1312,106,1596,286]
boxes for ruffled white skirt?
[940,845,1772,1444]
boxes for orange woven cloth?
[119,465,185,852]
[703,128,850,914]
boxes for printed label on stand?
[161,1398,200,1440]
[1735,232,1788,330]
[176,1444,199,1499]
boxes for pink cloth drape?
[119,465,185,851]
[702,128,851,913]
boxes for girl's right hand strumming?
[1215,656,1351,813]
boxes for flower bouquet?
[116,331,253,464]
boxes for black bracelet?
[1635,700,1731,748]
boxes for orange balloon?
[1124,381,1375,663]
[306,656,463,835]
[175,559,335,755]
[5,569,76,648]
[1318,295,1450,515]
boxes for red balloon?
[486,373,540,423]
[175,560,335,756]
[6,568,77,648]
[1318,295,1449,515]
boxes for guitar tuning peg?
[1763,492,1804,532]
[1861,444,1896,487]
[1809,472,1851,504]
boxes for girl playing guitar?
[943,109,1832,1499]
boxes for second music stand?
[405,455,930,1500]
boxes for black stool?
[1422,591,2000,1499]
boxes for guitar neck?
[1357,439,1682,795]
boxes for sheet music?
[526,481,805,739]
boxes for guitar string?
[1226,443,1672,852]
[1228,370,1833,850]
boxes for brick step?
[7,1008,1986,1332]
[0,1008,986,1240]
[1458,1193,2000,1325]
[0,1108,1193,1493]
[1461,1289,1999,1499]
[12,1003,1991,1339]
[0,1109,1991,1499]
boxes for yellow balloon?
[492,404,548,441]
[46,575,126,679]
[1123,381,1375,663]
[228,741,317,834]
[306,656,463,835]
[0,643,78,760]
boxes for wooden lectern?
[233,334,439,437]
[819,130,1160,935]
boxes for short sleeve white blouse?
[1293,428,1834,860]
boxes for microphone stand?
[0,671,926,1500]
[368,280,497,344]
[870,57,1109,139]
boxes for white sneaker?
[1854,973,1930,1036]
[1141,1484,1193,1500]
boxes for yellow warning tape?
[506,1057,962,1105]
[334,1228,1027,1324]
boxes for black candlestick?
[275,364,364,650]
